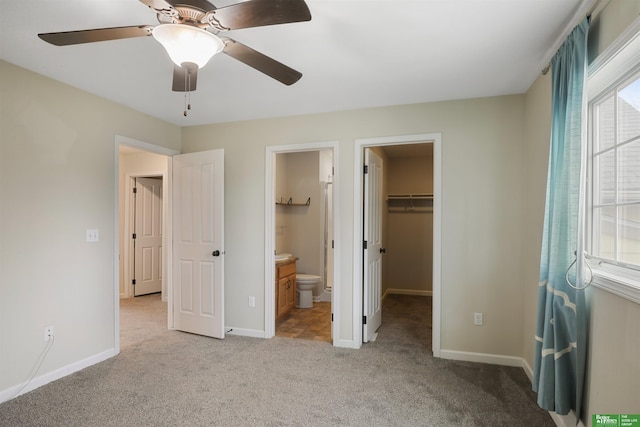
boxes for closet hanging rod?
[386,193,433,201]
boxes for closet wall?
[383,146,434,295]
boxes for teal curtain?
[533,18,589,417]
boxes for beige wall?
[0,60,181,392]
[0,0,636,411]
[522,72,552,372]
[384,154,434,294]
[182,94,526,355]
[521,1,640,424]
[275,151,323,279]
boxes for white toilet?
[295,274,321,308]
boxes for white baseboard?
[225,327,266,339]
[549,409,584,427]
[439,349,524,367]
[441,351,582,427]
[522,358,534,382]
[333,338,360,349]
[0,348,116,403]
[383,289,433,299]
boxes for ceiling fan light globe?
[152,24,224,69]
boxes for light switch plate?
[86,229,99,242]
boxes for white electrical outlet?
[248,296,256,307]
[44,326,54,341]
[474,312,484,326]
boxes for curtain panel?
[533,17,589,418]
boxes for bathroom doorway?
[264,142,339,343]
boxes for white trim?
[332,338,359,349]
[588,15,640,80]
[585,21,640,305]
[587,17,640,98]
[522,358,534,382]
[0,349,116,403]
[117,135,179,157]
[264,141,340,344]
[591,271,640,305]
[114,135,179,354]
[226,327,266,339]
[549,410,585,427]
[123,172,166,299]
[353,133,442,356]
[439,349,523,368]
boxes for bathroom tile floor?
[276,301,332,342]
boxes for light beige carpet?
[0,294,553,426]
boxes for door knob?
[212,250,220,257]
[380,248,386,254]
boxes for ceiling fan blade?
[165,0,216,12]
[172,63,199,92]
[38,25,153,46]
[212,0,311,30]
[223,38,302,85]
[138,0,173,11]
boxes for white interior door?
[133,177,163,296]
[172,149,224,338]
[363,148,383,342]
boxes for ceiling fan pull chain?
[183,68,193,117]
[187,70,192,111]
[183,71,188,116]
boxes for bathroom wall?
[383,150,434,295]
[275,151,323,279]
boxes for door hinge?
[133,187,137,194]
[363,240,367,249]
[132,233,136,239]
[331,313,334,322]
[132,279,136,285]
[363,315,367,325]
[363,164,368,174]
[332,240,334,249]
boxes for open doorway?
[353,133,442,355]
[367,144,434,344]
[119,147,170,299]
[264,141,340,343]
[115,136,177,353]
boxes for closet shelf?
[276,197,311,206]
[386,193,432,213]
[386,193,433,201]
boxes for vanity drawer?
[278,262,296,278]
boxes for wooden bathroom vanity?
[275,258,297,319]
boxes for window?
[585,22,640,304]
[590,71,640,269]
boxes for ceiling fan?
[38,0,311,97]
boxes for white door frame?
[123,173,164,298]
[264,141,340,342]
[114,135,179,355]
[352,133,442,356]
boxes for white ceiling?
[0,0,586,127]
